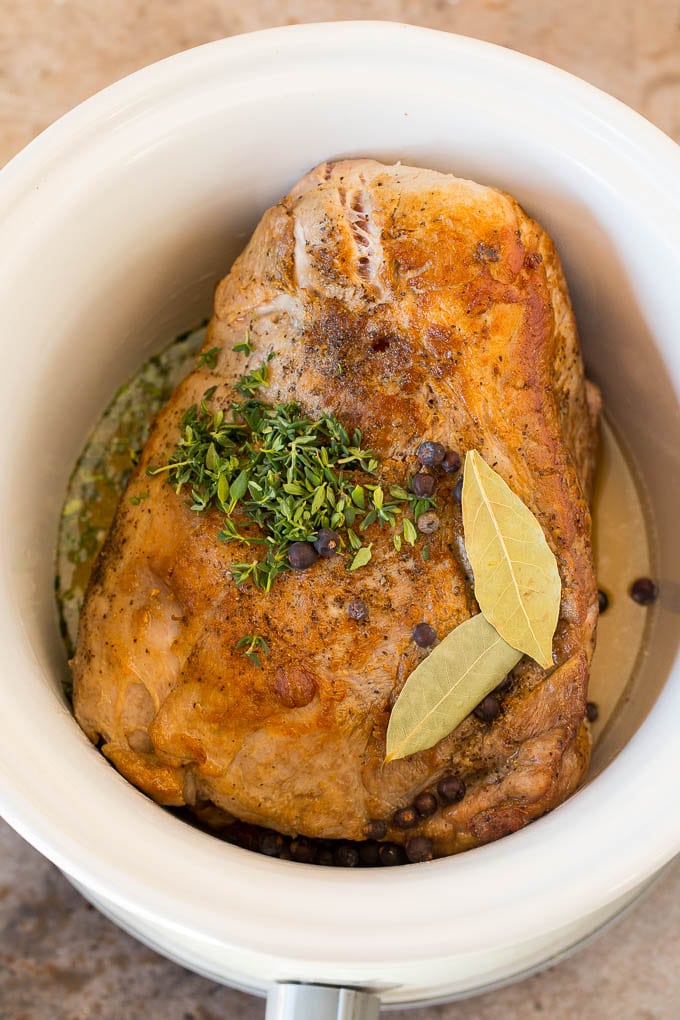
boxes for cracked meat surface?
[72,160,599,856]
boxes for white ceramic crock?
[0,23,678,1010]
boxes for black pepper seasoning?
[437,775,466,804]
[405,836,434,863]
[290,837,317,864]
[474,695,501,722]
[378,843,406,866]
[313,528,341,558]
[365,819,387,840]
[630,577,659,605]
[392,806,419,829]
[259,831,287,857]
[441,450,462,473]
[334,844,360,867]
[412,472,436,497]
[417,511,440,534]
[413,622,437,647]
[417,441,446,466]
[414,792,438,817]
[348,598,369,621]
[287,542,319,570]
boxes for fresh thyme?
[148,362,435,591]
[196,346,220,370]
[232,330,253,356]
[234,353,274,397]
[236,633,270,667]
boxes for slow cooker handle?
[265,983,381,1019]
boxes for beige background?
[1,2,679,1018]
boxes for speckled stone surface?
[1,2,679,1018]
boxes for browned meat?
[72,159,599,857]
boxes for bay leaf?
[385,613,522,762]
[462,450,561,668]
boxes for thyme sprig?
[148,361,434,591]
[196,346,220,370]
[236,633,270,668]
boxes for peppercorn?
[437,775,466,804]
[378,843,406,866]
[366,819,387,840]
[474,695,501,722]
[405,836,434,863]
[290,837,317,864]
[630,577,659,605]
[348,598,369,622]
[598,589,609,613]
[313,528,341,558]
[453,478,463,503]
[412,472,436,497]
[413,622,437,648]
[417,441,446,466]
[417,511,439,534]
[259,831,287,857]
[392,806,419,829]
[414,792,438,817]
[334,844,360,867]
[586,701,599,723]
[441,450,462,473]
[287,541,319,570]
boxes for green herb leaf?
[385,613,522,761]
[205,443,219,471]
[403,518,417,546]
[389,485,410,501]
[235,360,270,397]
[351,485,366,509]
[236,633,270,668]
[63,498,83,517]
[311,485,327,514]
[462,450,561,668]
[157,362,435,590]
[347,528,362,551]
[360,509,378,530]
[197,346,220,369]
[233,331,253,356]
[217,473,230,507]
[350,545,373,571]
[230,469,249,502]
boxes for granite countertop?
[1,2,679,1018]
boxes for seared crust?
[72,160,598,856]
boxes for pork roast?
[72,159,600,858]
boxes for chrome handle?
[265,983,381,1020]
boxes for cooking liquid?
[589,418,653,743]
[55,326,653,748]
